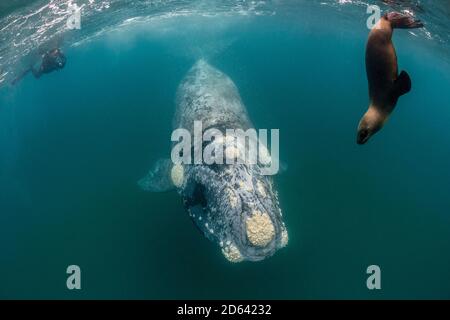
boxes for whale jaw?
[183,163,287,263]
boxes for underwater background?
[1,0,450,299]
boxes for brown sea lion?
[357,12,424,145]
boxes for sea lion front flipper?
[393,70,412,98]
[138,159,176,193]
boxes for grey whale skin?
[140,60,288,262]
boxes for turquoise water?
[1,0,450,299]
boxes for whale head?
[179,136,288,262]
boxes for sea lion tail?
[385,12,424,29]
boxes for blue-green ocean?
[1,0,450,299]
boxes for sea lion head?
[180,136,287,262]
[47,49,66,70]
[357,107,386,145]
[54,52,66,69]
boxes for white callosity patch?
[256,180,267,198]
[281,229,289,248]
[171,164,184,188]
[221,243,244,263]
[239,179,253,192]
[226,187,238,209]
[246,211,275,247]
[258,142,272,166]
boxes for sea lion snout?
[357,121,381,145]
[357,107,384,144]
[357,128,370,145]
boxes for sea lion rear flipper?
[393,70,411,98]
[138,158,176,193]
[11,68,32,85]
[385,12,424,29]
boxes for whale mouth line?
[185,162,283,262]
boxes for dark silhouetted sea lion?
[12,48,66,85]
[32,48,66,78]
[357,12,423,145]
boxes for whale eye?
[184,182,207,209]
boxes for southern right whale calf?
[139,60,288,262]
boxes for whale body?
[140,60,288,262]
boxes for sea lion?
[357,12,423,145]
[32,48,66,78]
[12,48,66,85]
[139,60,288,262]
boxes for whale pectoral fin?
[138,158,175,192]
[393,71,412,98]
